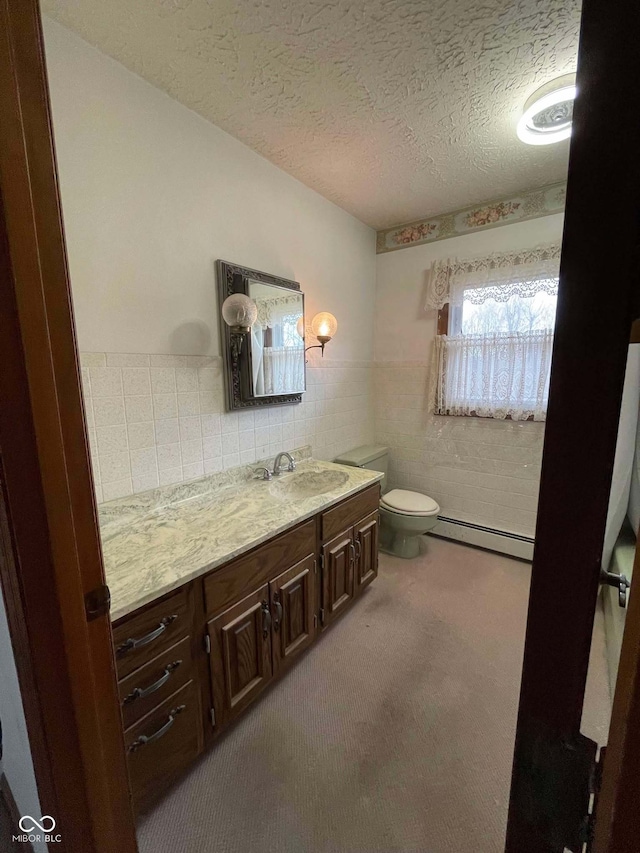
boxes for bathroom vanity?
[101,458,381,813]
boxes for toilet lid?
[381,489,439,516]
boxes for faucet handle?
[288,459,296,472]
[253,466,273,481]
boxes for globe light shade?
[221,293,258,332]
[296,316,305,340]
[311,312,338,341]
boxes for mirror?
[217,260,306,410]
[248,281,305,397]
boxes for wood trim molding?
[592,536,640,852]
[0,773,34,853]
[0,2,137,851]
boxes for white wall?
[43,18,376,364]
[43,19,377,502]
[0,588,46,853]
[374,214,565,538]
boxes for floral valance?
[424,243,562,310]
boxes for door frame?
[0,1,137,851]
[505,0,640,850]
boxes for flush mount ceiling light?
[517,75,576,146]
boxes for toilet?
[334,446,440,559]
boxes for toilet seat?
[380,489,439,517]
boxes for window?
[426,246,561,421]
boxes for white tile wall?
[374,362,545,537]
[81,352,374,503]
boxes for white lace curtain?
[262,346,304,395]
[431,331,553,421]
[255,294,301,329]
[424,243,562,310]
[428,244,560,421]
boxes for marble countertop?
[100,454,382,622]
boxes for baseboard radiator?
[429,516,534,561]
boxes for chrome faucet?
[253,466,273,481]
[273,451,296,475]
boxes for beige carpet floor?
[137,537,611,853]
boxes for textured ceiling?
[42,0,581,229]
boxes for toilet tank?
[334,446,388,492]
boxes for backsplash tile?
[374,361,544,537]
[81,352,374,503]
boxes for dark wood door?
[355,510,379,593]
[321,527,355,626]
[270,553,316,673]
[505,0,640,848]
[208,584,273,726]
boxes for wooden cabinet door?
[355,510,379,593]
[270,553,316,674]
[208,584,273,727]
[321,527,355,626]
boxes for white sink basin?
[269,469,349,500]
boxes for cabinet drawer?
[125,679,202,813]
[118,636,193,730]
[113,588,190,679]
[204,518,316,617]
[321,485,380,542]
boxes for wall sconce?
[305,312,338,357]
[221,290,258,361]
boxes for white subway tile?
[179,416,201,441]
[150,368,176,394]
[175,367,198,392]
[152,393,178,419]
[178,392,200,416]
[157,443,181,471]
[107,353,150,368]
[159,466,183,486]
[96,424,128,454]
[102,478,133,501]
[203,435,222,460]
[201,414,221,437]
[99,451,131,484]
[127,422,155,450]
[181,439,203,465]
[122,368,151,396]
[90,367,122,397]
[93,397,126,427]
[154,418,179,445]
[183,461,204,480]
[130,447,158,478]
[125,396,153,424]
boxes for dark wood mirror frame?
[216,259,305,411]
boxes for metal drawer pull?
[127,705,186,753]
[117,614,178,656]
[355,539,362,563]
[349,542,356,565]
[261,600,272,639]
[273,593,283,632]
[123,660,182,705]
